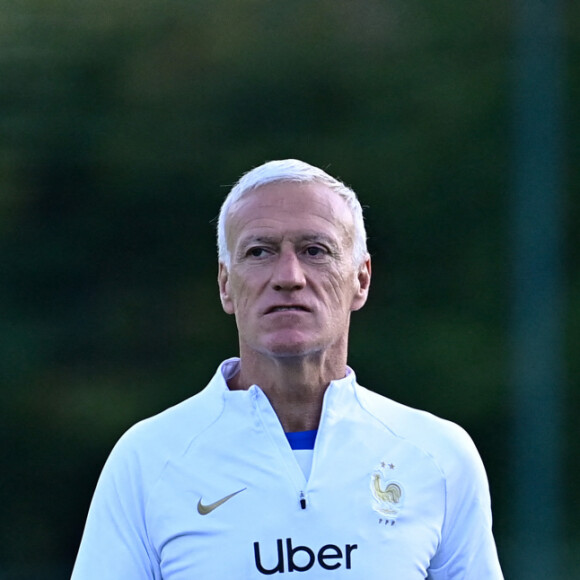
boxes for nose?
[271,250,306,291]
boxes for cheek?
[228,275,256,314]
[322,269,356,305]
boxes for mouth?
[265,305,310,314]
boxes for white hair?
[217,159,368,267]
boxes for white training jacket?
[72,358,504,579]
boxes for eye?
[305,246,326,257]
[247,247,268,258]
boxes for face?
[218,181,371,361]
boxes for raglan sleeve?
[427,425,504,580]
[71,426,161,580]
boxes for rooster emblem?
[370,469,404,518]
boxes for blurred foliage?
[0,0,578,577]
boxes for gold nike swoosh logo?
[197,488,246,515]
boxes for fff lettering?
[254,538,358,574]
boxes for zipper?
[252,387,311,508]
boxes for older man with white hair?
[72,159,503,579]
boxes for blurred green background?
[0,0,578,578]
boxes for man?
[72,159,504,578]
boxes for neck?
[227,351,347,432]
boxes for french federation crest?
[370,464,404,519]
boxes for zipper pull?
[300,491,307,510]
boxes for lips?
[265,305,310,314]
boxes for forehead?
[226,181,354,246]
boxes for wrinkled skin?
[219,181,370,372]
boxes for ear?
[218,262,235,314]
[351,255,371,312]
